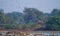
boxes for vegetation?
[0,8,60,31]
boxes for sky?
[0,0,60,13]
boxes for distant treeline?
[0,8,60,31]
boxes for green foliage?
[23,8,44,24]
[5,12,24,24]
[22,24,27,30]
[45,9,60,30]
[30,24,37,28]
[0,8,60,30]
[4,24,14,29]
[0,9,6,24]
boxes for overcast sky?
[0,0,60,13]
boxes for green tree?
[22,24,27,30]
[0,9,6,24]
[45,9,60,30]
[23,8,44,24]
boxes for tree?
[22,24,27,30]
[23,8,44,24]
[5,12,24,24]
[0,9,6,24]
[4,24,15,29]
[45,9,60,30]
